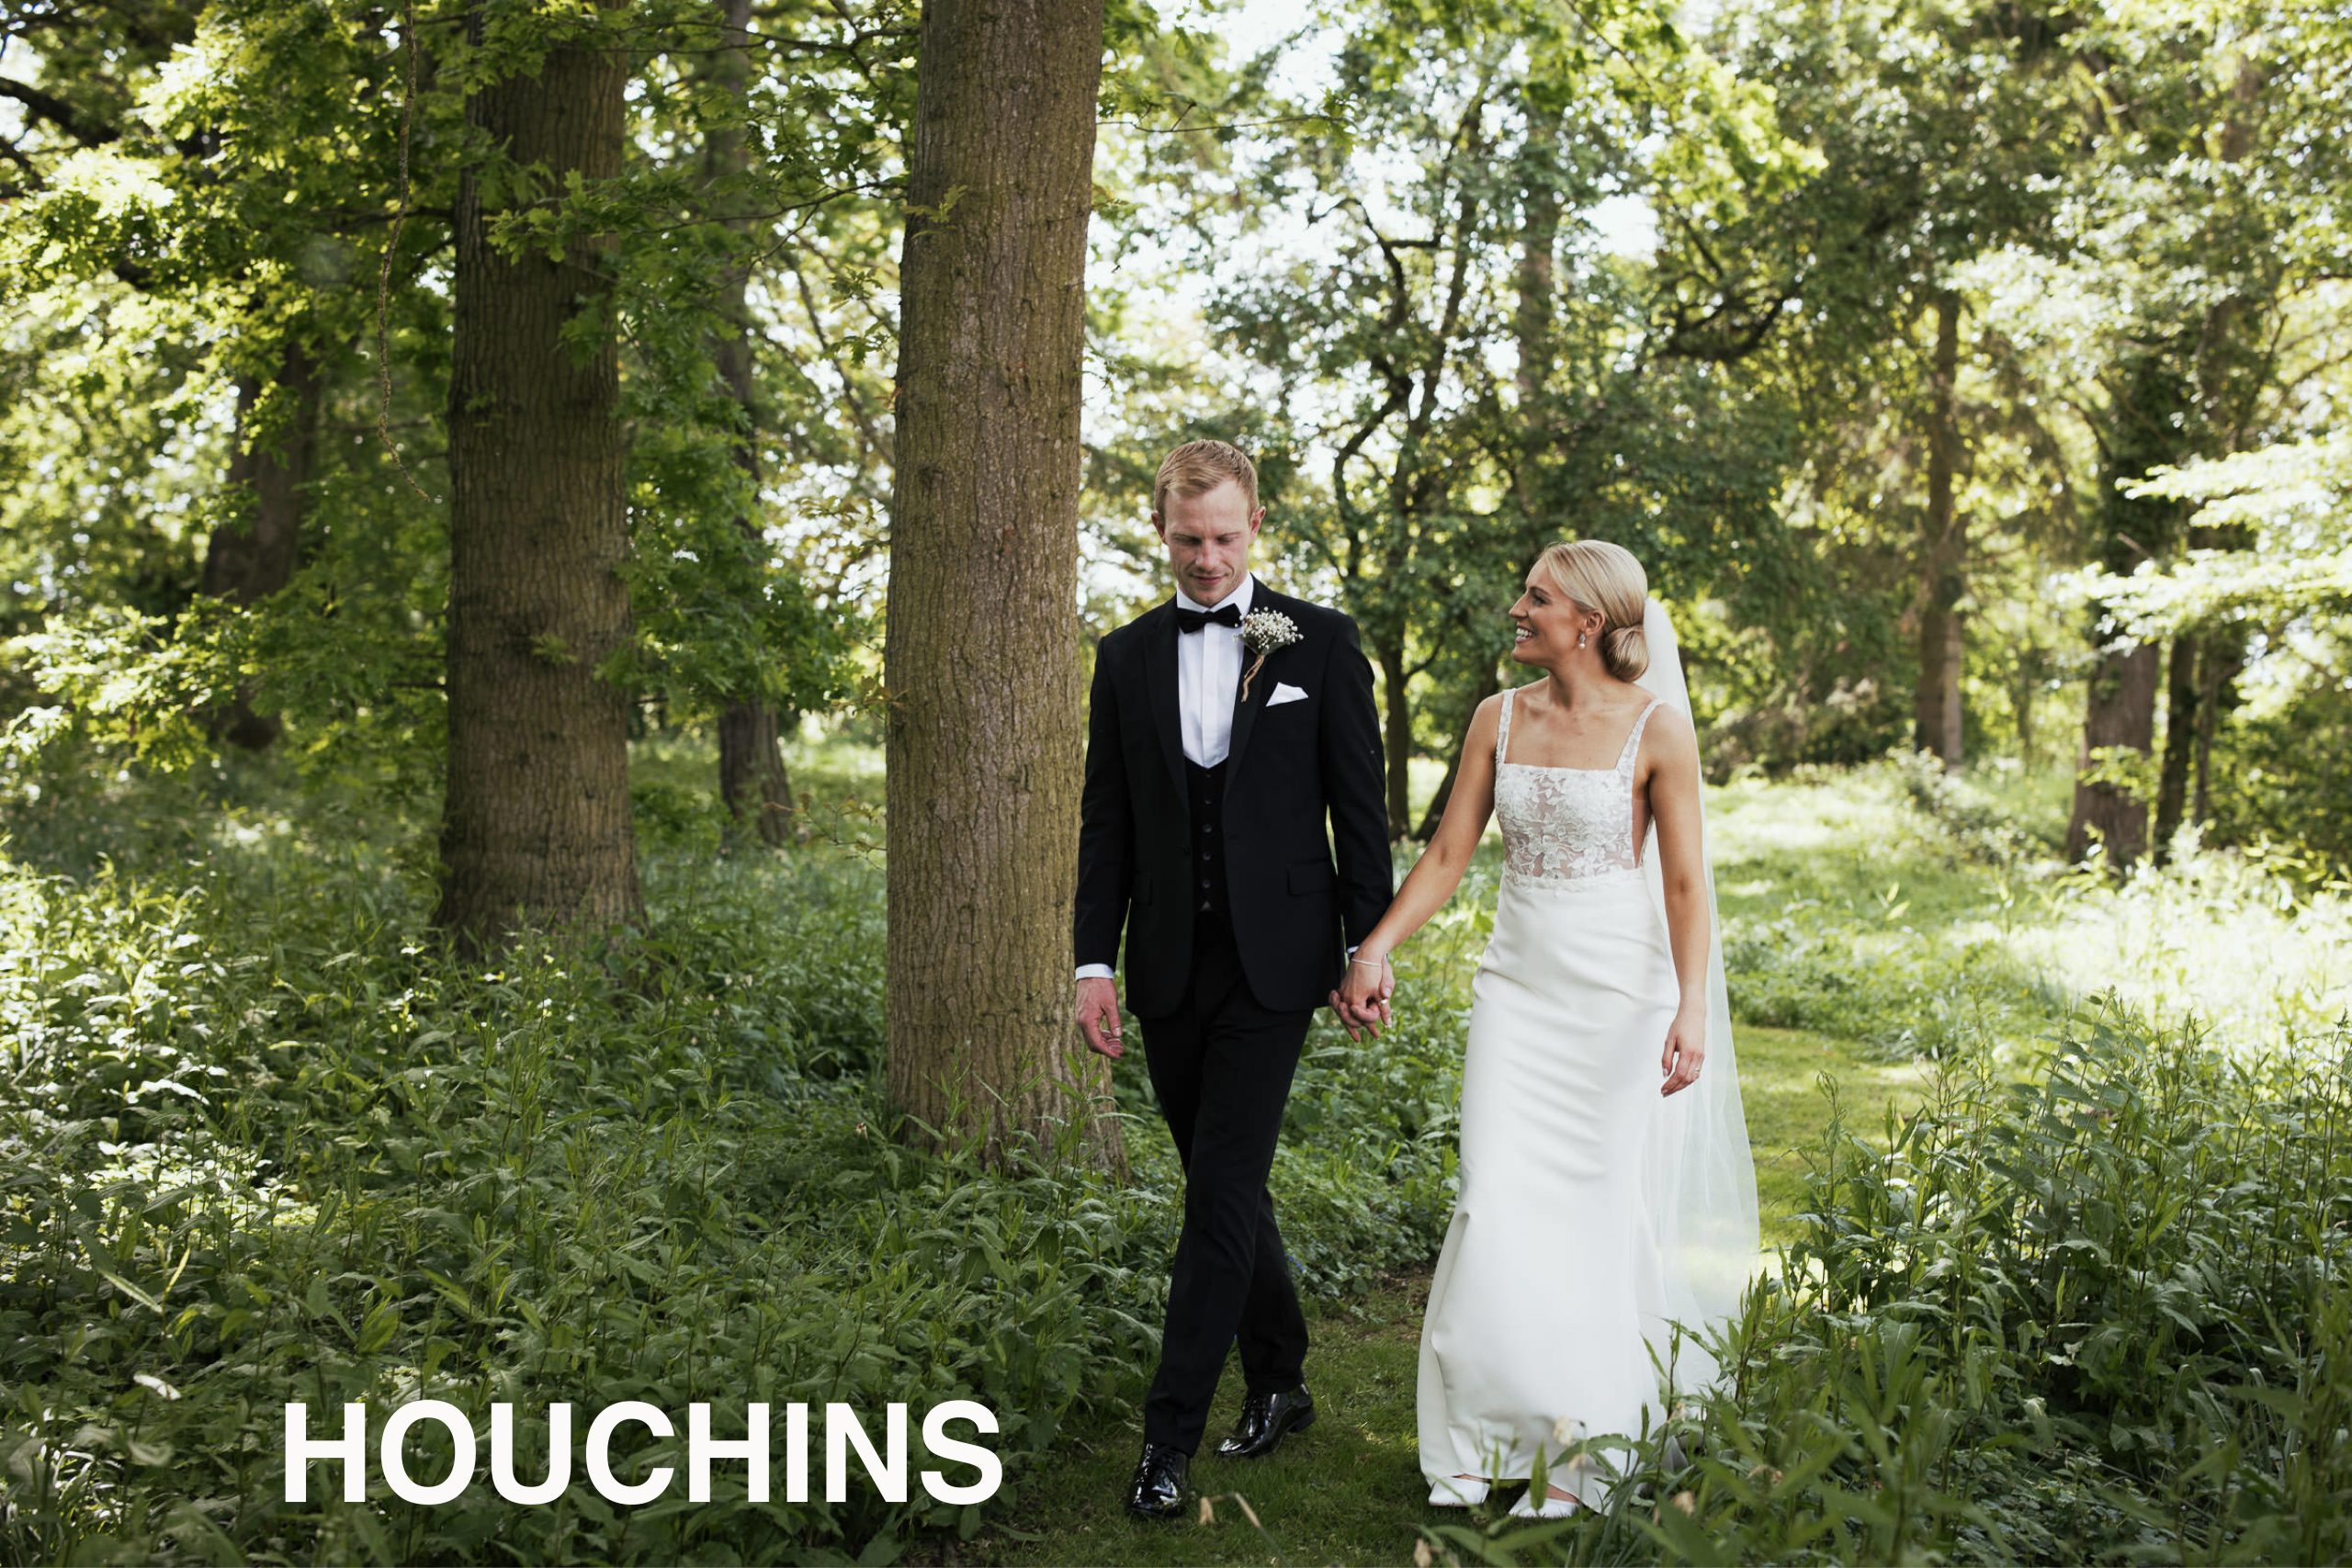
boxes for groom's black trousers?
[1137,908,1314,1455]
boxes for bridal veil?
[1633,596,1761,1396]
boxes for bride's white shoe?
[1427,1474,1489,1507]
[1507,1485,1581,1519]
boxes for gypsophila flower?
[1238,610,1302,656]
[1237,610,1301,701]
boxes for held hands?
[1328,951,1396,1042]
[1077,976,1125,1059]
[1660,1003,1705,1096]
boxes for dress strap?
[1616,698,1663,773]
[1494,687,1515,767]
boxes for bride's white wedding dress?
[1418,604,1758,1509]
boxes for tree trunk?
[719,700,797,845]
[1413,682,1487,840]
[1376,633,1413,835]
[434,3,643,952]
[883,0,1117,1172]
[1412,114,1559,843]
[2065,352,2188,870]
[2011,635,2039,769]
[2154,633,2202,861]
[1399,100,1559,839]
[705,0,797,850]
[1511,104,1561,540]
[2192,628,2242,829]
[202,347,321,750]
[1914,288,1965,770]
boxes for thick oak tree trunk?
[883,0,1118,1171]
[1914,289,1965,769]
[434,5,643,952]
[202,347,321,750]
[706,0,797,850]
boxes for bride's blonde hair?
[1534,539,1649,682]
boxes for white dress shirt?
[1176,575,1251,767]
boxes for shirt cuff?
[1075,963,1115,981]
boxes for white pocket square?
[1268,682,1309,706]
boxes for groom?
[1073,438,1392,1520]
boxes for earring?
[1577,633,1588,649]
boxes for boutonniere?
[1238,610,1301,703]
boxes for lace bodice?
[1492,688,1659,886]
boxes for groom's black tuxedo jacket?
[1076,582,1392,1019]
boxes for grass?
[980,1280,1434,1568]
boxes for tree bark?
[883,0,1118,1172]
[2067,641,2161,867]
[1511,105,1561,541]
[201,346,321,750]
[2010,632,2040,769]
[1914,288,1965,770]
[2153,633,2199,862]
[2065,352,2188,870]
[705,0,797,850]
[1413,682,1487,840]
[1417,107,1560,841]
[434,3,643,952]
[1376,633,1414,835]
[2192,628,2241,828]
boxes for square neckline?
[1496,686,1660,773]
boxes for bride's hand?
[1329,952,1394,1042]
[1660,1007,1704,1096]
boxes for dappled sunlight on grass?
[2008,848,2351,1055]
[1736,1024,1935,1242]
[1699,759,2346,1066]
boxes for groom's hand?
[1076,977,1125,1059]
[1329,953,1395,1042]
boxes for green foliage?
[0,761,1136,1562]
[1725,901,2063,1065]
[0,751,1456,1562]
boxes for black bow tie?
[1177,603,1243,635]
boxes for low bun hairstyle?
[1534,539,1650,682]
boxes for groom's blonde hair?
[1536,539,1651,682]
[1154,439,1259,518]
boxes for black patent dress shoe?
[1125,1442,1190,1520]
[1215,1382,1317,1459]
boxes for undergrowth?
[6,747,2346,1562]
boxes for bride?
[1334,539,1758,1518]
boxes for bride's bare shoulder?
[1463,691,1514,745]
[1637,702,1699,764]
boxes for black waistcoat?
[1186,759,1229,919]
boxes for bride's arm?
[1645,708,1711,1094]
[1340,694,1503,994]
